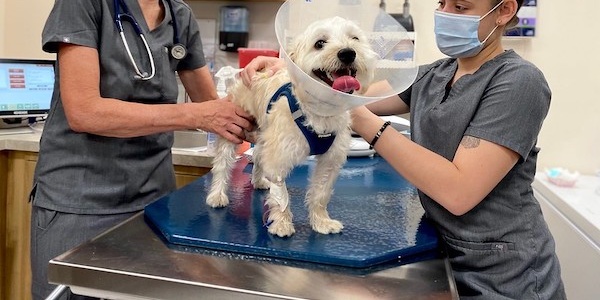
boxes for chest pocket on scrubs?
[158,45,179,103]
[129,45,178,104]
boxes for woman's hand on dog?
[192,99,255,144]
[240,56,285,87]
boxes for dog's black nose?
[337,48,356,65]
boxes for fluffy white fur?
[206,16,377,237]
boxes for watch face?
[171,44,187,60]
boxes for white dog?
[206,16,377,237]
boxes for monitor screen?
[0,58,55,119]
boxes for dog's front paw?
[251,177,270,190]
[267,212,296,237]
[311,218,344,235]
[267,219,296,237]
[206,192,229,208]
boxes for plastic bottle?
[214,65,243,95]
[208,66,243,155]
[206,131,218,155]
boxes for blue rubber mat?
[144,156,439,268]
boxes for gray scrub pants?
[30,206,138,300]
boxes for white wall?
[1,0,54,59]
[532,2,600,176]
[2,0,598,174]
[0,0,5,56]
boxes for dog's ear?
[287,34,307,63]
[288,49,297,62]
[287,41,299,63]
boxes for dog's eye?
[314,40,326,49]
[352,37,359,41]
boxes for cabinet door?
[0,151,7,300]
[174,165,210,188]
[191,0,284,2]
[0,151,208,300]
[4,151,37,300]
[535,190,600,300]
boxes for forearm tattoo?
[460,136,480,149]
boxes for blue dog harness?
[266,82,336,155]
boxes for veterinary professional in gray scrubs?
[351,0,566,299]
[242,0,565,298]
[31,0,254,299]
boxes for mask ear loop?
[481,24,500,45]
[479,0,505,21]
[479,0,505,45]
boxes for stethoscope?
[113,0,187,80]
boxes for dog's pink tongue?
[332,76,361,93]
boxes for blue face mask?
[434,1,503,58]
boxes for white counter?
[0,127,213,168]
[534,173,600,248]
[533,173,600,300]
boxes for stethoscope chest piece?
[170,44,187,60]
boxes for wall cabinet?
[0,150,209,300]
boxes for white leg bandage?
[269,176,289,212]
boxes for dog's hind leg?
[264,177,295,237]
[206,137,238,208]
[306,146,348,234]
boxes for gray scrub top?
[400,50,565,299]
[33,0,206,214]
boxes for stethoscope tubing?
[113,0,182,80]
[119,31,156,80]
[166,0,180,45]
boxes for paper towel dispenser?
[219,6,249,52]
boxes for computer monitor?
[0,58,55,129]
